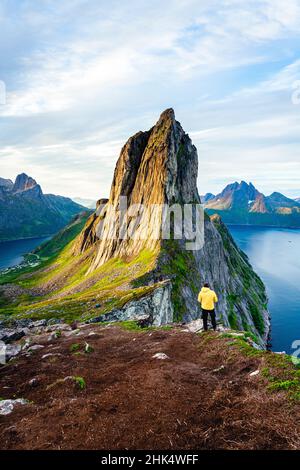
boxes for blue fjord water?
[0,228,299,353]
[229,226,300,354]
[0,237,49,270]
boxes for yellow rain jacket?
[198,287,218,311]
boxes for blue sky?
[0,0,300,199]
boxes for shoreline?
[0,234,54,244]
[226,223,300,230]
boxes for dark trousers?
[202,309,217,331]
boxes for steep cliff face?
[205,215,269,343]
[74,109,270,345]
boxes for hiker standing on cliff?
[198,283,218,331]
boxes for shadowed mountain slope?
[0,173,86,241]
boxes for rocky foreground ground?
[0,321,300,450]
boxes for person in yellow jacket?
[198,283,218,331]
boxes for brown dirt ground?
[0,325,300,450]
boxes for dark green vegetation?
[73,376,86,390]
[219,331,300,401]
[159,240,199,321]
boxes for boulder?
[88,283,173,327]
[183,319,203,333]
[0,399,28,416]
[0,328,26,344]
[6,343,22,361]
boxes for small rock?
[88,332,96,336]
[42,353,62,359]
[30,320,47,328]
[46,323,71,332]
[249,370,260,377]
[183,319,203,333]
[0,399,28,416]
[21,339,31,351]
[47,318,62,325]
[6,344,22,361]
[64,329,81,337]
[152,353,170,360]
[0,328,26,344]
[29,378,38,387]
[217,325,228,332]
[28,345,44,352]
[212,365,225,373]
[247,339,263,350]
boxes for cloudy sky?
[1,0,300,199]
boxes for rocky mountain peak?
[205,180,263,212]
[0,177,13,189]
[201,192,215,203]
[0,178,14,200]
[268,191,292,202]
[13,173,39,193]
[75,108,200,269]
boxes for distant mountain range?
[202,181,300,228]
[0,173,87,241]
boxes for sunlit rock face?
[75,108,200,269]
